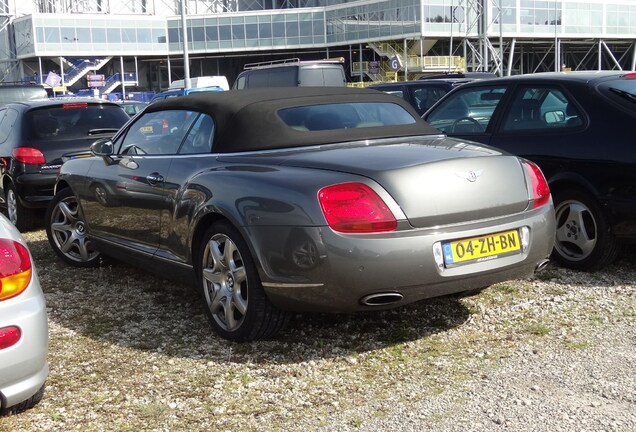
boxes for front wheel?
[46,187,102,267]
[551,189,620,271]
[197,222,290,341]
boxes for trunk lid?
[222,136,531,228]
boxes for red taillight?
[524,161,550,208]
[0,326,21,350]
[318,182,397,233]
[0,239,33,301]
[12,147,46,165]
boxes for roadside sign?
[389,56,402,71]
[87,74,105,87]
[369,61,380,74]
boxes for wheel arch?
[1,174,13,204]
[190,210,271,286]
[190,212,229,265]
[53,179,72,196]
[547,171,601,201]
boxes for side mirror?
[544,110,565,124]
[91,139,117,165]
[91,139,114,156]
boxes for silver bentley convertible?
[45,87,555,341]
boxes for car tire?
[197,222,290,341]
[0,383,45,415]
[5,183,38,232]
[45,187,103,267]
[551,188,620,271]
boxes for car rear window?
[277,102,416,131]
[598,75,636,109]
[24,103,130,140]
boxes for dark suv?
[0,99,130,230]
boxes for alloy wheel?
[554,199,597,262]
[6,188,17,226]
[49,195,99,263]
[201,233,248,332]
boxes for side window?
[412,86,449,113]
[502,87,583,131]
[278,102,415,131]
[180,114,214,154]
[0,109,11,145]
[426,86,507,134]
[116,109,197,155]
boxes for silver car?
[0,213,48,414]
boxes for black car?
[119,100,148,117]
[44,87,554,341]
[419,72,499,81]
[368,79,472,116]
[368,72,499,117]
[0,99,130,230]
[423,71,636,270]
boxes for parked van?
[169,76,229,91]
[0,84,48,106]
[233,58,347,89]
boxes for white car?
[0,213,48,414]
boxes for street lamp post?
[180,0,191,89]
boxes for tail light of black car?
[318,182,397,233]
[12,147,46,165]
[523,161,550,208]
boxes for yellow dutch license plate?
[442,229,521,266]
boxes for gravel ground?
[1,229,634,432]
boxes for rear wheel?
[552,189,620,271]
[197,222,290,341]
[5,184,38,232]
[46,187,102,267]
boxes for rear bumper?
[11,172,57,209]
[249,204,555,313]
[0,274,49,410]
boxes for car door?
[80,109,196,255]
[489,84,587,179]
[154,113,216,264]
[424,84,510,145]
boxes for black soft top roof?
[147,87,441,153]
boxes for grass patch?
[524,322,551,336]
[136,402,169,420]
[564,339,592,350]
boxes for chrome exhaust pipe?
[360,292,403,306]
[535,259,550,273]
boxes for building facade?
[1,0,635,93]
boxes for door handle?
[146,173,164,185]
